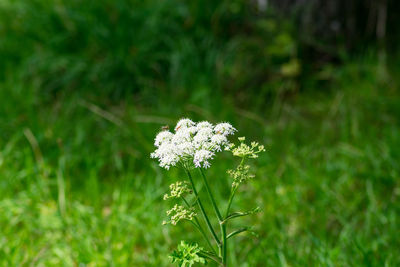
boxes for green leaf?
[221,207,260,225]
[169,241,206,267]
[227,227,258,239]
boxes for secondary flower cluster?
[228,164,255,187]
[227,137,265,187]
[163,181,192,200]
[151,119,236,169]
[231,137,265,159]
[163,204,197,225]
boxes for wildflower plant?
[151,118,265,266]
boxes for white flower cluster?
[151,118,236,169]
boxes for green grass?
[0,0,297,106]
[0,56,399,266]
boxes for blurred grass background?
[0,0,399,266]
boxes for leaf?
[227,227,250,239]
[227,227,258,239]
[169,241,206,267]
[221,207,260,225]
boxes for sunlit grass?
[0,56,399,266]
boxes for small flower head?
[172,129,192,145]
[164,204,197,225]
[175,142,195,158]
[175,118,195,131]
[210,134,228,151]
[197,121,213,129]
[214,122,236,136]
[231,137,265,159]
[151,143,180,169]
[228,164,255,187]
[227,137,265,187]
[193,127,213,148]
[154,131,174,147]
[194,149,214,168]
[186,126,198,135]
[163,181,192,200]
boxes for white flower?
[197,127,213,137]
[154,131,174,147]
[214,122,236,136]
[159,152,180,170]
[193,149,214,168]
[176,142,195,157]
[210,134,228,151]
[175,118,195,131]
[151,119,236,169]
[151,143,180,169]
[172,129,192,145]
[193,127,213,148]
[197,121,213,129]
[186,126,198,135]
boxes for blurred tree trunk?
[267,0,395,55]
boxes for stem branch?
[199,168,227,266]
[225,185,238,218]
[183,197,216,255]
[185,169,221,247]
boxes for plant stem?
[182,197,217,255]
[199,168,223,221]
[199,168,227,266]
[225,185,238,218]
[189,220,217,255]
[185,169,221,247]
[198,251,223,265]
[225,158,245,218]
[221,224,227,266]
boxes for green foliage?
[0,0,297,106]
[170,241,206,267]
[0,0,399,265]
[0,56,398,266]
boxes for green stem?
[181,196,191,208]
[199,168,223,221]
[226,227,250,239]
[182,197,217,255]
[225,158,245,218]
[189,220,217,255]
[225,185,238,218]
[198,251,222,265]
[221,224,227,266]
[185,169,221,247]
[199,168,227,266]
